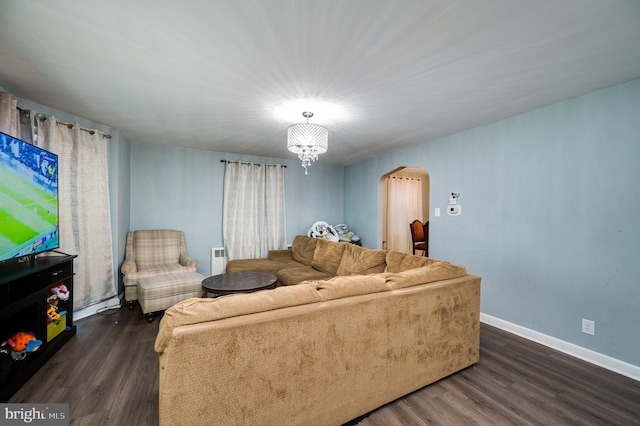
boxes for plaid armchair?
[121,230,198,305]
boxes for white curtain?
[223,161,287,261]
[387,176,422,253]
[0,91,34,143]
[263,164,287,254]
[38,116,116,310]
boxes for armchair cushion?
[133,230,186,270]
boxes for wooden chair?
[409,220,429,256]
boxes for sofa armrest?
[121,258,137,275]
[268,250,293,261]
[179,254,198,268]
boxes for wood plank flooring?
[9,306,640,425]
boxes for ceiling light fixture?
[287,112,328,175]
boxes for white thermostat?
[447,192,461,215]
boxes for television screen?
[0,131,59,262]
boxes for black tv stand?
[0,254,77,402]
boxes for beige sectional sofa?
[155,236,481,426]
[226,235,390,285]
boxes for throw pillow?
[336,244,387,276]
[310,239,348,275]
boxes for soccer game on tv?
[0,131,59,262]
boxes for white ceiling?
[1,1,639,165]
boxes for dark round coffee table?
[202,271,277,297]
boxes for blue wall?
[129,145,344,274]
[344,79,640,366]
[11,79,639,368]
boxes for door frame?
[379,166,430,251]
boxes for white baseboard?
[480,313,640,382]
[74,294,123,321]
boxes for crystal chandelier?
[287,112,328,175]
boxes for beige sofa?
[226,235,390,285]
[155,237,481,426]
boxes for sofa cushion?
[384,250,434,273]
[277,266,334,286]
[226,258,302,275]
[336,244,387,276]
[311,274,390,300]
[290,235,319,265]
[385,261,467,289]
[268,249,294,261]
[311,239,348,275]
[156,283,324,352]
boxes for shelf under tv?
[0,254,77,402]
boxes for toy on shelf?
[6,332,42,361]
[47,305,61,322]
[50,283,69,301]
[46,287,69,342]
[47,294,62,322]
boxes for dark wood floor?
[9,306,640,425]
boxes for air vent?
[210,248,227,276]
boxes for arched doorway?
[380,167,430,253]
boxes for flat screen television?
[0,131,59,262]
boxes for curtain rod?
[220,159,286,168]
[36,114,112,139]
[388,175,421,180]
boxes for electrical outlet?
[582,318,595,335]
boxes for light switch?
[435,207,440,217]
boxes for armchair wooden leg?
[127,300,136,310]
[144,313,154,323]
